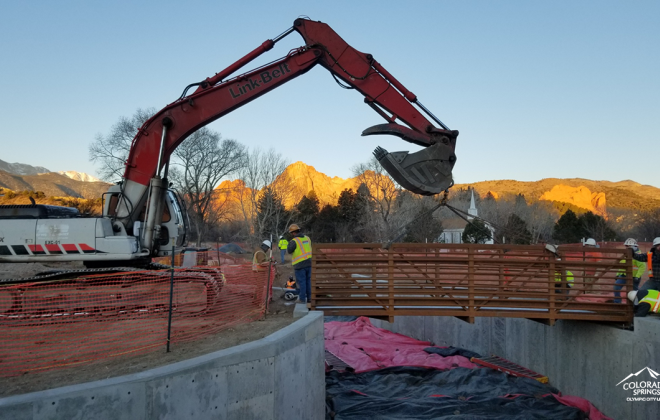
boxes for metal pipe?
[156,123,169,177]
[415,100,450,130]
[166,244,175,352]
[202,27,293,88]
[273,27,295,43]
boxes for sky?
[1,0,658,188]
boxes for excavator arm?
[117,17,459,252]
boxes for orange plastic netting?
[0,260,275,377]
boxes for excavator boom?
[120,17,458,231]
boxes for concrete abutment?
[372,315,660,420]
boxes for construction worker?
[287,224,312,304]
[632,237,660,291]
[283,275,300,301]
[547,245,574,294]
[583,238,602,285]
[613,238,646,303]
[278,235,288,264]
[252,240,272,271]
[628,290,660,317]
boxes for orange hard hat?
[288,224,300,233]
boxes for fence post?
[388,246,394,322]
[467,246,475,323]
[166,245,175,352]
[264,261,273,314]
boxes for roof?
[441,218,469,230]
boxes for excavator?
[0,17,458,274]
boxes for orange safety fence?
[152,250,247,267]
[0,263,276,377]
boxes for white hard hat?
[624,238,638,247]
[262,240,272,248]
[584,238,597,246]
[653,237,660,247]
[545,244,558,254]
[628,290,638,302]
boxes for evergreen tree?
[294,191,320,232]
[552,209,582,243]
[256,186,289,238]
[314,204,341,242]
[502,213,532,244]
[462,219,492,244]
[402,204,444,243]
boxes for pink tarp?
[324,317,477,373]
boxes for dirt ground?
[0,259,299,397]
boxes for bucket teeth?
[374,143,456,196]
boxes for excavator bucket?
[364,124,458,196]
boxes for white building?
[437,190,495,244]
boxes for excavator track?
[0,265,224,324]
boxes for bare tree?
[88,108,155,182]
[171,128,246,247]
[352,157,400,241]
[236,148,292,244]
[635,209,660,242]
[90,109,247,248]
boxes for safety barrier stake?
[166,245,175,352]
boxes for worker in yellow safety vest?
[628,290,660,317]
[287,224,312,304]
[278,235,288,264]
[633,237,660,291]
[614,238,646,303]
[546,244,574,294]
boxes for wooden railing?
[311,243,634,325]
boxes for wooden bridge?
[310,243,634,325]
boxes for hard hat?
[628,290,638,302]
[279,235,283,239]
[624,238,638,247]
[584,238,597,246]
[545,244,558,254]
[262,240,272,248]
[653,237,660,247]
[288,224,300,233]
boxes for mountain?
[58,171,103,183]
[0,170,110,199]
[282,161,359,207]
[0,159,50,176]
[213,163,660,215]
[616,367,660,386]
[453,178,660,214]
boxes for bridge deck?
[310,243,634,325]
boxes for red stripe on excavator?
[45,244,61,252]
[62,244,79,253]
[79,244,95,251]
[28,245,44,252]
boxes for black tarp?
[424,346,482,360]
[217,243,245,254]
[326,367,586,420]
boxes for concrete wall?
[372,315,660,420]
[0,312,325,420]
